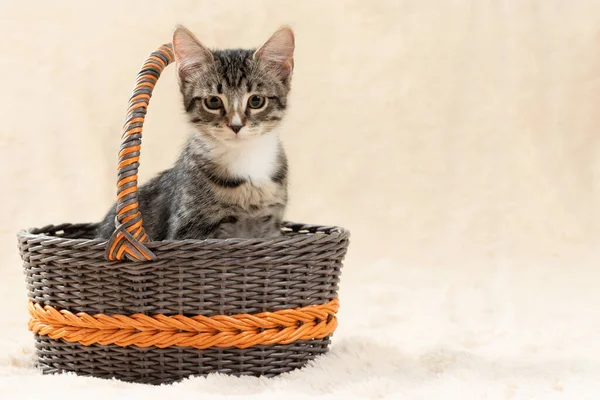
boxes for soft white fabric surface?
[1,1,599,398]
[2,257,599,399]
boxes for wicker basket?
[17,44,350,385]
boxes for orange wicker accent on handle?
[28,299,339,350]
[105,44,175,262]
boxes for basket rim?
[17,221,350,246]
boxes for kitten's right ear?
[253,26,295,81]
[172,25,213,80]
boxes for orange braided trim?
[28,299,339,349]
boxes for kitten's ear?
[172,25,213,80]
[253,26,295,81]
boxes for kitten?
[97,26,294,240]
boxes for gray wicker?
[20,222,347,384]
[18,43,349,385]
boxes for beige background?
[2,1,600,396]
[1,0,600,296]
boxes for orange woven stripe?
[144,58,164,67]
[122,127,143,138]
[117,175,138,188]
[130,93,151,103]
[122,117,145,130]
[127,116,145,123]
[143,63,162,72]
[116,243,128,259]
[118,201,139,214]
[117,185,138,199]
[28,299,339,349]
[118,145,142,158]
[118,157,139,169]
[126,102,148,115]
[120,213,137,224]
[137,74,158,82]
[126,218,143,232]
[134,82,156,90]
[146,55,166,67]
[108,232,123,255]
[131,225,143,237]
[159,45,174,60]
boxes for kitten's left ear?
[253,26,295,81]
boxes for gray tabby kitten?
[97,26,294,240]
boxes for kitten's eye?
[204,96,223,110]
[248,95,266,109]
[261,215,272,223]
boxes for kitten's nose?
[229,124,244,134]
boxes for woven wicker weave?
[17,43,349,385]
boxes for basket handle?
[105,44,175,262]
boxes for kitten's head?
[172,26,294,143]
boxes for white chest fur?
[208,134,284,210]
[213,134,280,185]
